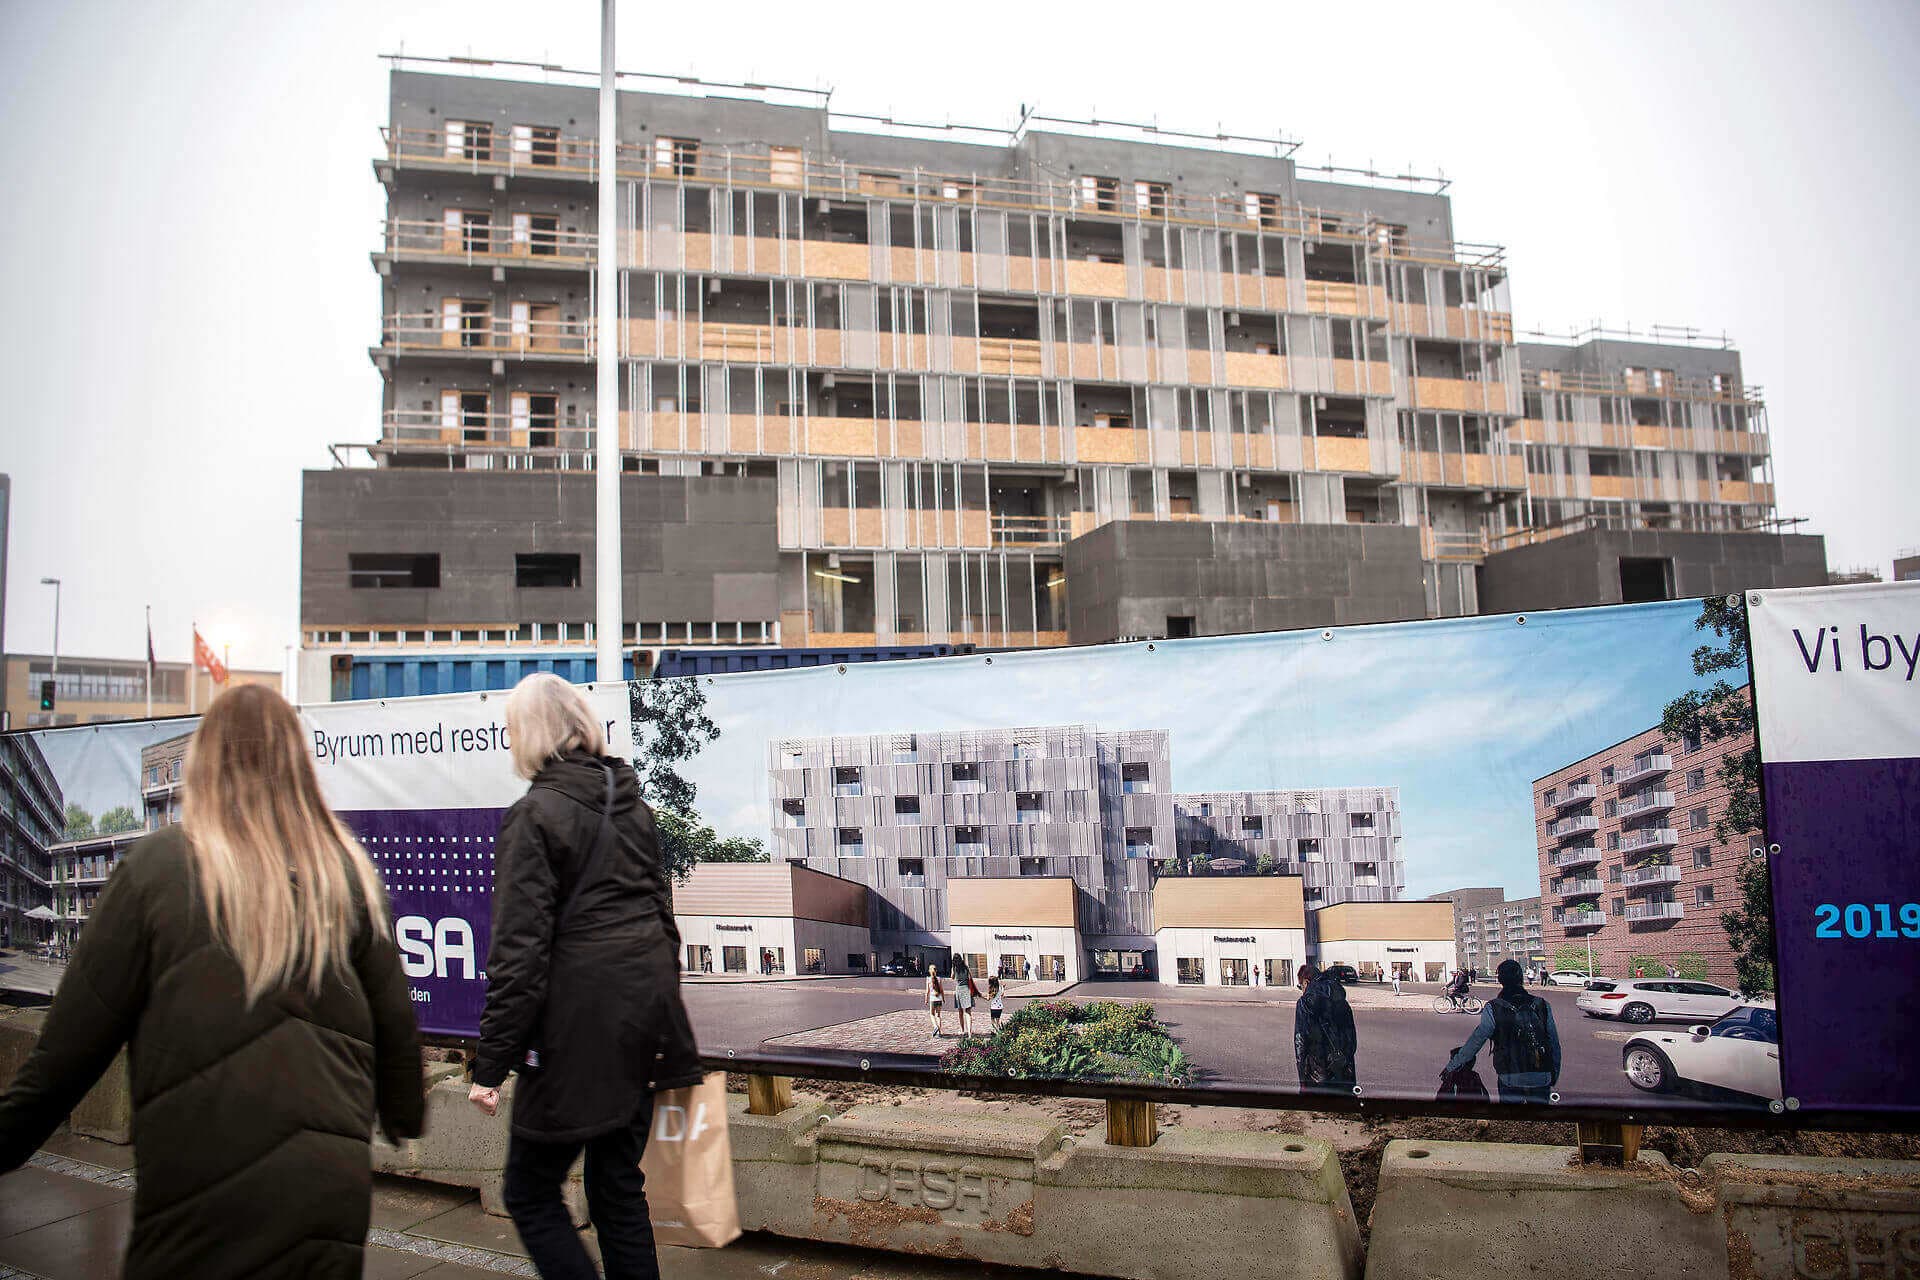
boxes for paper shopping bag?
[640,1072,741,1248]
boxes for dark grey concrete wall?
[1061,520,1427,644]
[1517,337,1743,386]
[1477,529,1828,616]
[300,470,778,629]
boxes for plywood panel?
[1590,475,1632,501]
[1065,260,1128,298]
[1313,900,1454,942]
[1313,436,1373,473]
[807,242,872,280]
[1153,876,1305,929]
[809,417,879,457]
[948,877,1076,928]
[1075,427,1144,464]
[1222,352,1286,389]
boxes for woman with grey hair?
[469,673,702,1279]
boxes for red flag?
[193,628,229,685]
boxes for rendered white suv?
[1576,978,1742,1024]
[1544,971,1592,987]
[1621,1004,1782,1103]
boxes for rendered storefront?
[1310,901,1459,982]
[1153,875,1308,988]
[946,876,1084,984]
[672,863,872,975]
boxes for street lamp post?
[39,578,60,676]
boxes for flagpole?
[189,621,197,714]
[145,605,152,717]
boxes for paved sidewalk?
[0,953,63,1001]
[0,1134,1093,1280]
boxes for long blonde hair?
[181,684,388,1005]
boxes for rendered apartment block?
[0,733,59,948]
[1425,887,1544,974]
[767,724,1174,950]
[1171,788,1403,905]
[296,58,1822,678]
[765,722,1402,972]
[1533,703,1752,984]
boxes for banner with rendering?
[16,588,1917,1120]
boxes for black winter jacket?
[473,751,702,1140]
[0,826,425,1280]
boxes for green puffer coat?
[0,826,425,1279]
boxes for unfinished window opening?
[1373,223,1408,255]
[1316,397,1368,440]
[445,208,492,254]
[1134,180,1169,216]
[1303,242,1359,284]
[349,554,440,589]
[1078,174,1122,212]
[445,120,493,161]
[654,136,700,177]
[441,389,491,442]
[1165,615,1196,639]
[512,212,561,257]
[1064,220,1125,264]
[1588,451,1628,478]
[511,124,560,166]
[768,145,802,186]
[1244,191,1283,229]
[516,553,581,589]
[1618,557,1673,604]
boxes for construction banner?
[15,587,1920,1122]
[1747,580,1920,1117]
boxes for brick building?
[1533,697,1754,984]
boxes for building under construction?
[297,57,1825,690]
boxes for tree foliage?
[1657,596,1775,992]
[655,809,769,875]
[63,804,94,841]
[96,806,141,835]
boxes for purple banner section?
[1765,756,1920,1114]
[341,807,502,1039]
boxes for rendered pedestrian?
[926,969,945,1037]
[469,674,703,1280]
[0,685,425,1279]
[1390,965,1402,996]
[1441,959,1562,1104]
[988,976,1005,1031]
[952,959,981,1036]
[1293,963,1359,1094]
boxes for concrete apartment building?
[1895,549,1920,582]
[766,722,1402,976]
[1533,705,1751,984]
[0,732,59,948]
[3,654,279,730]
[1425,886,1544,974]
[295,59,1825,688]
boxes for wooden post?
[746,1074,793,1117]
[1575,1120,1643,1166]
[1106,1098,1158,1147]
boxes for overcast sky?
[3,0,1915,672]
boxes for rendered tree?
[96,806,141,835]
[62,804,94,841]
[655,810,769,867]
[1658,596,1775,993]
[629,676,725,879]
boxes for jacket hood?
[532,749,641,815]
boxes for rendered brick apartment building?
[1533,707,1752,984]
[0,732,59,948]
[765,723,1402,974]
[295,58,1824,695]
[1425,886,1545,974]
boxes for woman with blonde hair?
[468,673,701,1280]
[0,684,424,1279]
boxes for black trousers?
[502,1099,659,1280]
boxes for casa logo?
[394,915,480,980]
[653,1101,710,1144]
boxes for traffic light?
[38,680,55,713]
